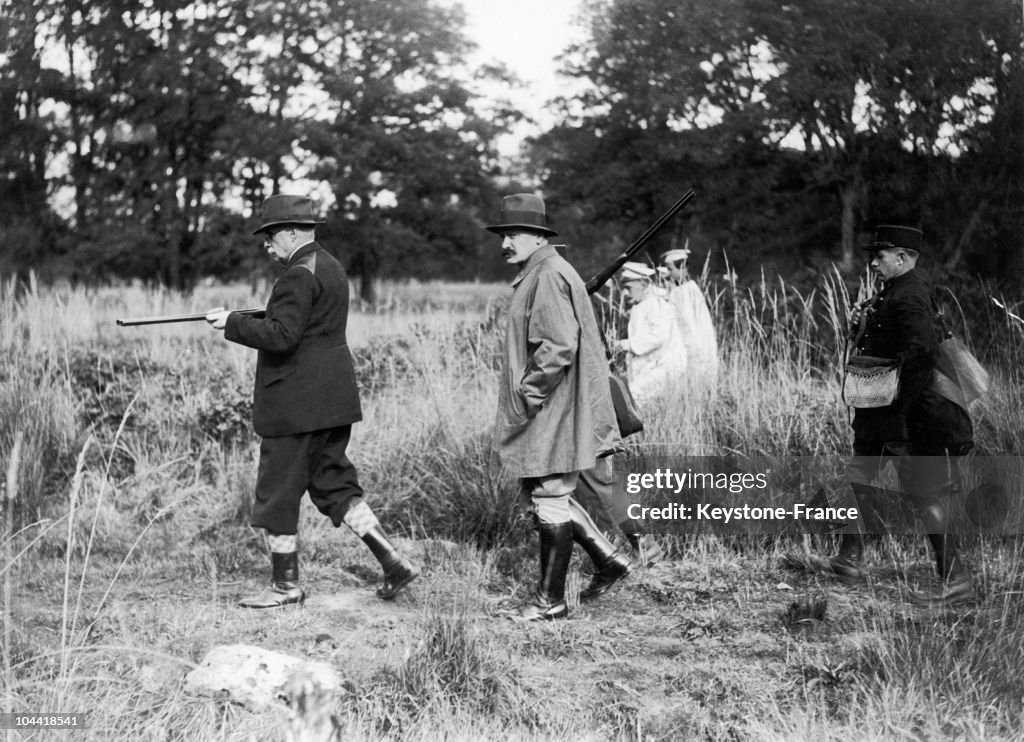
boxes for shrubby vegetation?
[2,277,1023,739]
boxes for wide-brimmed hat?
[486,193,558,236]
[252,195,325,235]
[862,225,924,253]
[620,262,656,282]
[661,248,691,265]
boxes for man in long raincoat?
[489,193,631,621]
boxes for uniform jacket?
[494,245,620,478]
[225,241,362,437]
[626,288,688,404]
[852,268,971,450]
[667,280,719,383]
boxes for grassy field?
[2,272,1024,741]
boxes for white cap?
[620,261,656,282]
[661,248,691,265]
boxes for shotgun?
[116,307,265,327]
[585,189,696,295]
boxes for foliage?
[0,0,516,290]
[538,0,1024,284]
[3,280,1024,739]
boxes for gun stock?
[116,307,265,327]
[585,189,696,295]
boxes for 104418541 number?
[0,713,86,729]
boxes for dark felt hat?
[486,193,558,237]
[252,195,325,235]
[862,225,924,253]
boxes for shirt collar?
[286,240,318,265]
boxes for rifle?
[585,188,696,295]
[116,307,264,327]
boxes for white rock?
[185,644,340,711]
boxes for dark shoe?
[239,551,306,609]
[909,575,978,607]
[569,498,633,602]
[511,521,574,622]
[361,527,420,600]
[806,554,868,584]
[580,551,633,603]
[238,583,306,608]
[627,534,664,568]
[378,559,419,600]
[512,593,568,621]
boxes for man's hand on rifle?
[205,307,230,330]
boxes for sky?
[456,0,587,152]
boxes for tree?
[536,0,1021,281]
[257,0,517,301]
[1,0,517,291]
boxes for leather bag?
[608,373,644,437]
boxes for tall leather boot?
[515,521,573,621]
[806,533,867,584]
[361,526,419,600]
[569,498,633,602]
[909,502,976,606]
[239,551,306,608]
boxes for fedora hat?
[486,193,558,237]
[862,225,924,253]
[252,194,325,235]
[620,261,656,282]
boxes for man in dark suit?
[809,225,976,606]
[207,194,417,608]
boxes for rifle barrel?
[116,307,264,326]
[585,189,696,295]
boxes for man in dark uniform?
[206,194,417,608]
[809,225,976,606]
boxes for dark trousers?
[848,438,960,507]
[252,425,364,534]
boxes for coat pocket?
[261,362,298,386]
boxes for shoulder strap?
[848,293,880,352]
[930,294,954,340]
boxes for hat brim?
[485,222,558,237]
[252,218,325,236]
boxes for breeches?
[253,425,365,534]
[519,472,578,524]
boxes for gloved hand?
[205,307,230,330]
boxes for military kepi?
[253,195,325,235]
[862,225,924,253]
[486,193,558,237]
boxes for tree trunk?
[838,181,858,273]
[945,200,987,273]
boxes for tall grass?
[2,271,1023,740]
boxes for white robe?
[667,280,718,389]
[625,290,688,404]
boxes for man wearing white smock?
[662,247,719,392]
[615,261,688,404]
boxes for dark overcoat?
[852,268,972,451]
[225,241,362,437]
